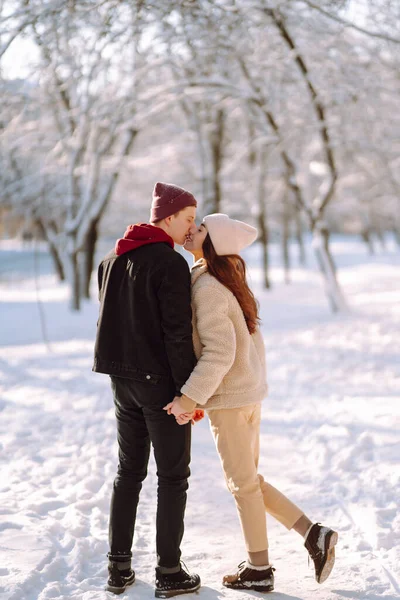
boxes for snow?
[0,237,399,600]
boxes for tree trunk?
[34,218,65,281]
[323,224,337,276]
[67,239,80,311]
[193,104,209,213]
[49,244,66,282]
[257,145,270,289]
[238,55,345,312]
[294,208,306,266]
[312,222,347,313]
[361,228,375,255]
[258,213,270,289]
[375,227,386,251]
[82,219,99,299]
[282,189,291,284]
[392,227,400,248]
[204,108,224,214]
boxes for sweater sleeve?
[253,328,267,389]
[157,254,197,395]
[181,285,236,405]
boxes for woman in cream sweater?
[164,214,338,593]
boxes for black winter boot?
[106,560,135,595]
[155,563,201,598]
[304,523,338,583]
[223,561,275,592]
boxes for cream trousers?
[208,403,303,552]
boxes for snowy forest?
[0,2,399,600]
[1,0,400,310]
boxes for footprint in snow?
[0,521,23,532]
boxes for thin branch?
[0,20,31,58]
[76,127,137,249]
[0,3,66,59]
[299,0,400,45]
[237,55,314,225]
[32,23,77,134]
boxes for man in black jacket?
[93,182,201,597]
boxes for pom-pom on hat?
[150,182,197,223]
[203,213,258,256]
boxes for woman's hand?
[176,412,194,425]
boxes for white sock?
[246,561,271,571]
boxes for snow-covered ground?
[0,238,399,600]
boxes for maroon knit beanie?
[150,182,197,223]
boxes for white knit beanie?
[203,213,258,256]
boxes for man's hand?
[163,396,190,418]
[163,395,201,425]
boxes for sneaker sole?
[105,577,135,595]
[318,530,338,584]
[155,581,201,598]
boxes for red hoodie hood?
[115,224,174,256]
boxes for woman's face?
[184,222,208,253]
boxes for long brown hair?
[203,234,260,334]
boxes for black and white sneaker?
[155,564,201,598]
[106,561,135,595]
[223,561,275,592]
[305,523,338,583]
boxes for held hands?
[163,396,205,426]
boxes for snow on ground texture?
[0,238,399,600]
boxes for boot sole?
[155,581,201,598]
[318,530,338,584]
[223,582,274,593]
[105,577,135,595]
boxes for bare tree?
[1,2,148,309]
[1,0,399,315]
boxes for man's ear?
[164,216,173,226]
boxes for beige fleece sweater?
[181,259,267,410]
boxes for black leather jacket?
[93,242,196,395]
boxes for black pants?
[108,375,191,568]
